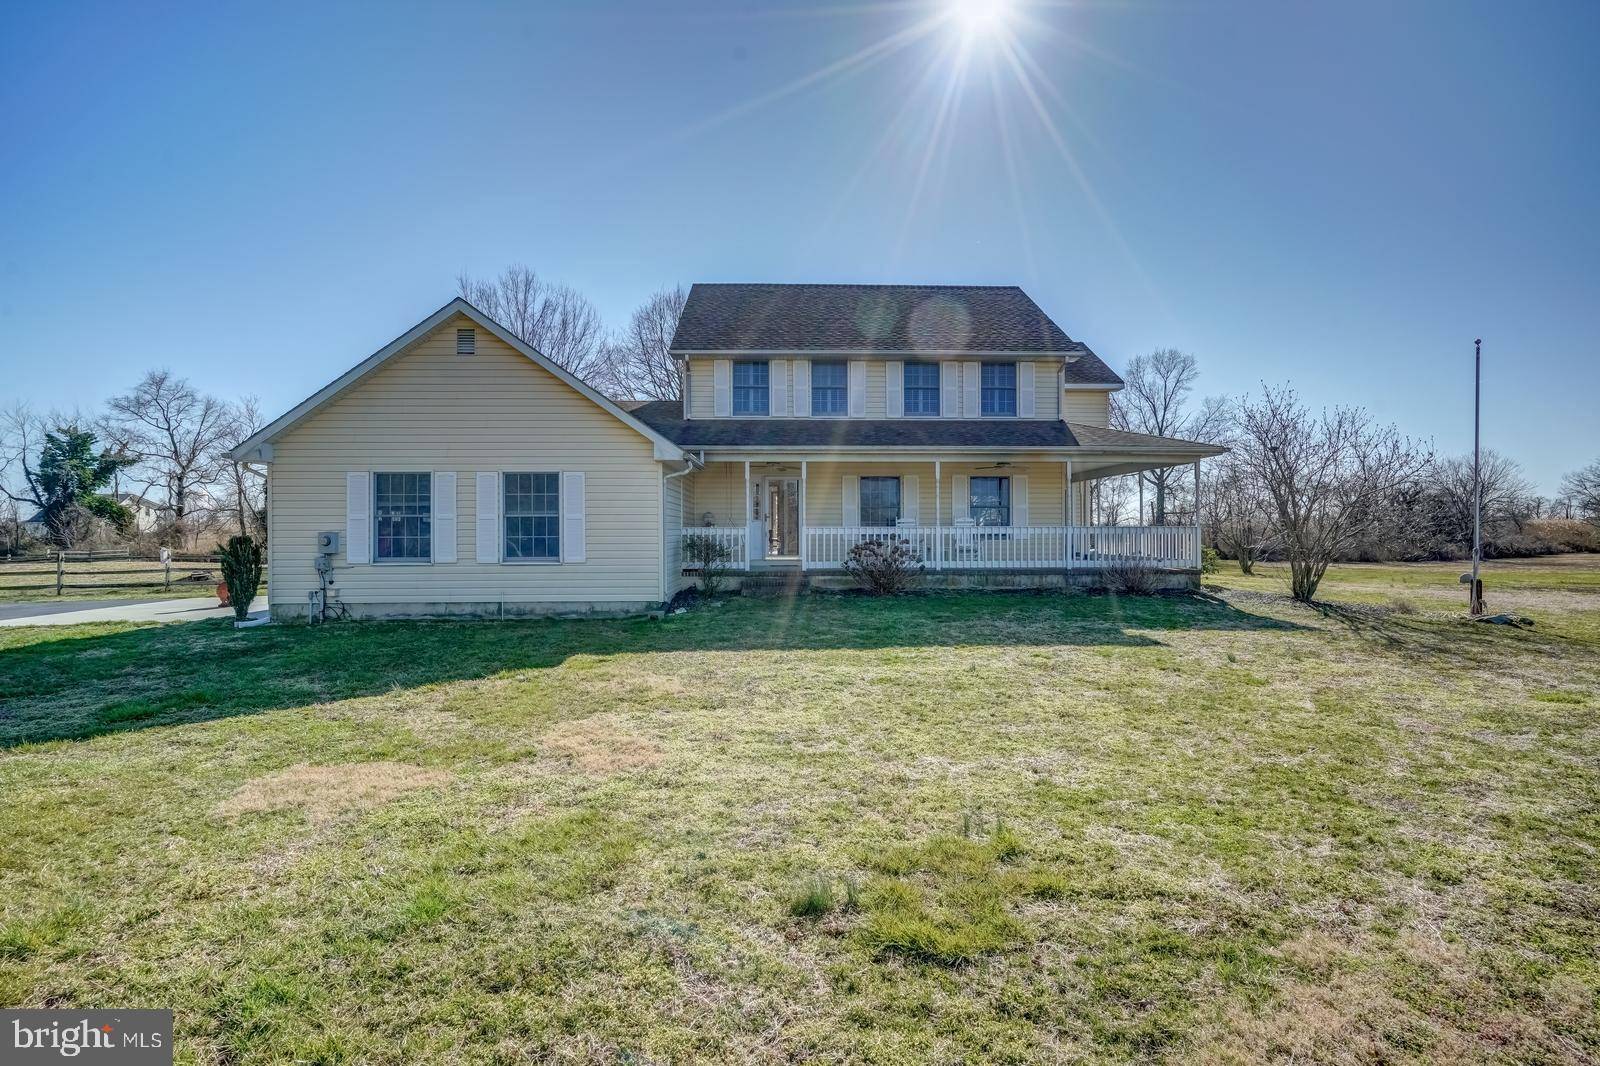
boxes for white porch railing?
[1067,525,1200,570]
[797,525,1201,571]
[805,526,940,570]
[681,526,749,571]
[680,525,1201,574]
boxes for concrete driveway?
[0,596,270,627]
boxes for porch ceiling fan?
[973,461,1014,471]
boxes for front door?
[764,478,800,557]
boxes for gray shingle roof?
[630,402,1221,454]
[670,283,1122,386]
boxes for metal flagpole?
[1470,338,1484,615]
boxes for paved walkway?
[0,596,270,627]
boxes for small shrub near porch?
[843,536,924,594]
[682,533,734,598]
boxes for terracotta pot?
[217,582,231,607]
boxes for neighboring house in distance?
[113,493,167,533]
[21,492,167,539]
[230,286,1223,621]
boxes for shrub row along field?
[0,559,1595,1062]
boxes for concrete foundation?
[270,599,661,623]
[740,568,1200,594]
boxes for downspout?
[661,453,702,605]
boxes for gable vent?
[456,328,476,356]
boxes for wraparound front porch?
[677,456,1205,575]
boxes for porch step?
[740,571,809,597]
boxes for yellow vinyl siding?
[684,462,745,526]
[685,357,1066,419]
[663,473,690,594]
[267,314,663,610]
[1063,389,1111,427]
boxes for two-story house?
[231,284,1222,619]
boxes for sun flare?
[945,0,1014,37]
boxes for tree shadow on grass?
[0,590,1305,748]
[1264,595,1587,671]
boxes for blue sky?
[2,0,1595,493]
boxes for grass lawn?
[1,563,1596,1062]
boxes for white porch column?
[743,460,752,570]
[800,460,808,571]
[934,459,942,570]
[1193,460,1202,568]
[1065,458,1074,570]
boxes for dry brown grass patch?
[539,715,664,775]
[214,762,453,822]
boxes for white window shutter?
[953,475,970,522]
[792,360,810,418]
[842,475,860,526]
[1018,363,1036,418]
[433,472,457,562]
[713,359,732,417]
[886,361,904,418]
[770,359,788,416]
[848,361,866,417]
[963,361,980,417]
[902,475,919,524]
[1012,475,1029,527]
[475,472,499,563]
[941,363,960,418]
[561,471,586,563]
[345,472,370,564]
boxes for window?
[504,472,560,561]
[981,362,1017,416]
[860,476,901,527]
[970,476,1010,526]
[733,361,769,415]
[904,361,940,415]
[811,361,847,415]
[456,328,475,356]
[374,472,431,561]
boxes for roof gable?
[229,299,683,462]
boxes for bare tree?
[105,370,233,545]
[220,396,268,540]
[1430,451,1535,547]
[456,265,610,384]
[1203,451,1277,574]
[1111,349,1229,524]
[0,497,19,554]
[1089,474,1136,525]
[1562,459,1600,523]
[605,285,687,400]
[1233,384,1432,602]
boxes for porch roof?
[630,401,1224,458]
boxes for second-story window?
[981,362,1017,416]
[811,361,847,415]
[904,361,940,415]
[733,360,769,415]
